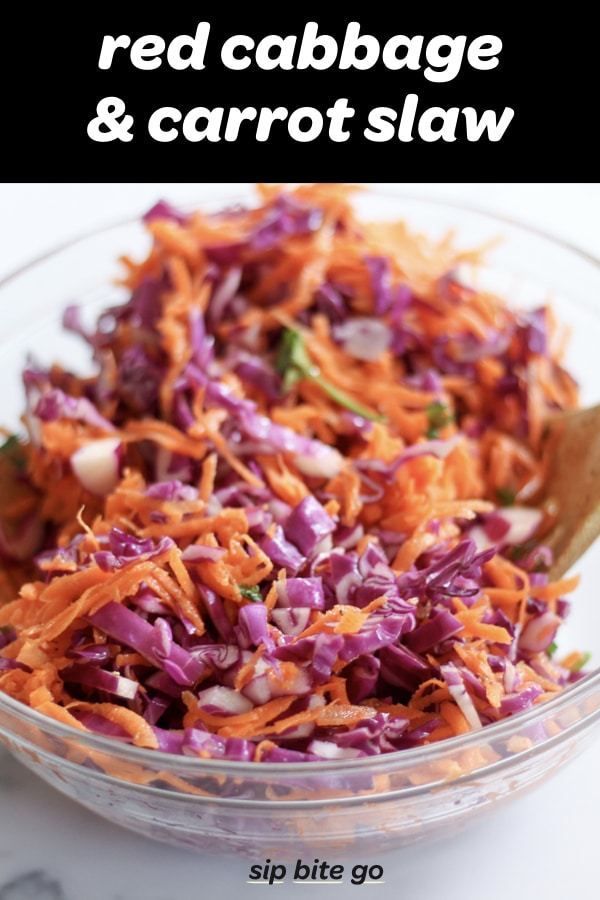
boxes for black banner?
[0,12,592,181]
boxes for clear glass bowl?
[1,189,599,858]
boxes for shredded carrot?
[530,575,580,601]
[440,701,470,735]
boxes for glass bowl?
[0,188,599,858]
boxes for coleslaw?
[0,184,585,762]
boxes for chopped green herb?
[508,538,537,563]
[276,328,315,385]
[281,366,302,392]
[0,434,26,471]
[425,401,453,439]
[509,545,524,560]
[547,641,557,658]
[239,585,262,603]
[0,435,19,455]
[571,652,591,673]
[496,486,516,507]
[276,327,384,422]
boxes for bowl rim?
[1,185,599,778]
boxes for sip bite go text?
[248,858,384,886]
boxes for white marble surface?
[0,183,599,900]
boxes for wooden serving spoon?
[544,404,600,579]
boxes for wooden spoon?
[544,404,600,579]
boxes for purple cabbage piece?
[365,256,413,319]
[405,369,444,395]
[207,267,243,329]
[339,614,409,662]
[95,275,168,342]
[556,598,571,620]
[237,603,274,651]
[67,275,166,360]
[0,657,31,672]
[146,481,198,502]
[131,590,171,616]
[182,544,226,562]
[500,683,544,715]
[151,727,186,753]
[270,607,311,636]
[61,664,139,700]
[275,634,345,683]
[127,277,166,330]
[346,655,380,703]
[520,307,548,356]
[393,717,445,750]
[404,609,463,653]
[528,572,549,589]
[233,354,281,402]
[109,528,156,558]
[379,643,432,692]
[328,545,417,614]
[458,665,488,700]
[396,539,495,604]
[365,256,391,315]
[431,337,476,377]
[315,283,347,322]
[250,196,323,250]
[172,392,195,431]
[278,577,325,610]
[0,627,17,651]
[66,642,113,664]
[203,242,247,266]
[145,670,184,699]
[197,585,235,642]
[143,695,172,726]
[89,602,205,687]
[284,496,335,556]
[355,555,413,611]
[117,346,161,415]
[189,309,215,370]
[72,710,131,739]
[329,552,361,604]
[183,727,254,761]
[143,200,188,226]
[190,644,241,671]
[94,530,174,571]
[325,712,409,755]
[333,523,365,550]
[258,525,306,575]
[35,388,115,432]
[23,363,51,393]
